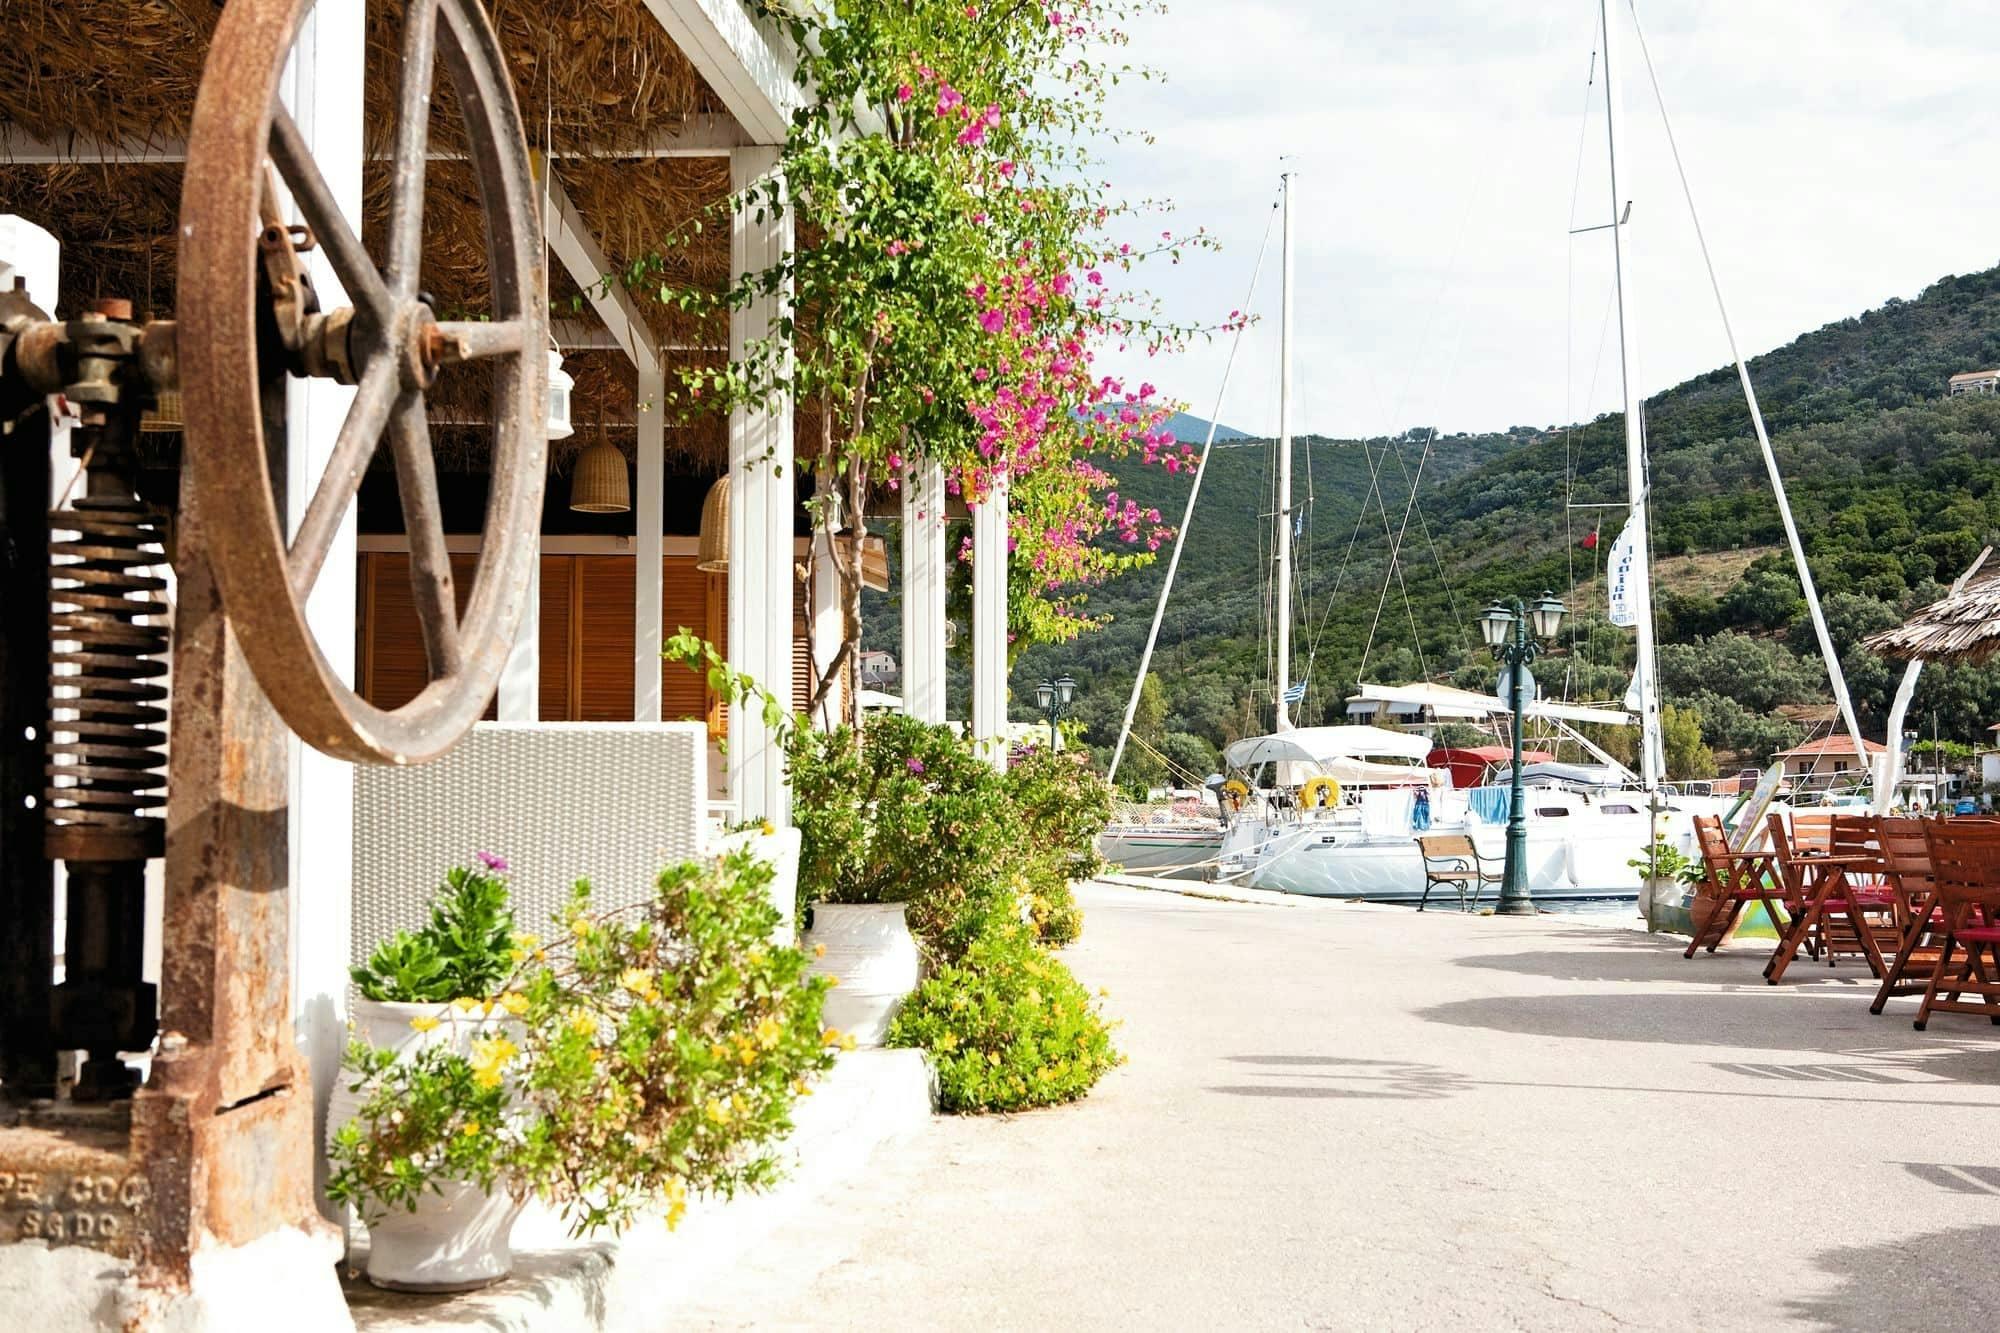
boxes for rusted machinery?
[0,0,545,1294]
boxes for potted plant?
[330,848,837,1291]
[789,717,1023,1043]
[1627,840,1701,934]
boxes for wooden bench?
[1416,834,1500,912]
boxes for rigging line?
[1108,190,1281,783]
[1564,21,1600,694]
[1626,0,1870,765]
[1354,435,1420,680]
[1308,425,1401,669]
[1369,429,1440,680]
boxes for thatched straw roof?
[0,0,798,469]
[1861,575,2000,664]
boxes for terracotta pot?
[363,1180,527,1293]
[805,902,921,1047]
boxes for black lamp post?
[1035,675,1077,751]
[1477,590,1567,916]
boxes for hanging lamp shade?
[569,431,630,513]
[545,349,574,440]
[696,476,730,572]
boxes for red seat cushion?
[1955,926,2000,944]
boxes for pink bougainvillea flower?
[896,83,913,102]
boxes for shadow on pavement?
[1415,992,2000,1085]
[1782,1225,2000,1329]
[1208,1055,1466,1101]
[1454,931,1879,988]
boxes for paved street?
[685,882,2000,1330]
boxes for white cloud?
[1092,0,2000,439]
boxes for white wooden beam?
[635,364,666,722]
[971,476,1009,770]
[275,0,363,1219]
[642,0,800,146]
[543,172,661,378]
[552,318,721,355]
[900,461,948,726]
[497,552,540,721]
[726,146,794,823]
[0,118,748,165]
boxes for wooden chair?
[1912,820,2000,1030]
[1868,816,1942,1014]
[1763,811,1887,984]
[1684,815,1784,957]
[1416,834,1500,912]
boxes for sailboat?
[1104,0,1873,902]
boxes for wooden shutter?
[659,555,709,723]
[538,554,575,720]
[360,552,492,717]
[792,571,812,712]
[575,555,635,721]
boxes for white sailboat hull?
[1097,822,1225,874]
[1222,802,1691,905]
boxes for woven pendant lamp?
[696,476,729,571]
[569,419,630,514]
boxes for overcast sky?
[1093,1,1999,441]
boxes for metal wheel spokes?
[180,0,547,765]
[386,0,441,295]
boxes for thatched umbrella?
[1862,574,2000,664]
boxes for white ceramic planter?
[333,998,528,1291]
[717,825,803,942]
[363,1180,527,1293]
[805,902,921,1047]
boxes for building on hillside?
[859,649,900,688]
[1949,369,2000,396]
[1773,734,1885,786]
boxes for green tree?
[1122,673,1169,788]
[1661,703,1716,780]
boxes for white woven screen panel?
[352,723,708,969]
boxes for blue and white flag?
[1282,680,1308,704]
[1606,516,1642,628]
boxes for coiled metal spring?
[45,494,169,843]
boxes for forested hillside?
[1004,265,2000,783]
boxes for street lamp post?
[1036,675,1077,751]
[1477,590,1567,916]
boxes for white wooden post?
[970,474,1009,769]
[634,367,665,721]
[900,460,947,725]
[727,146,794,822]
[496,550,539,721]
[809,526,842,730]
[277,1,362,1210]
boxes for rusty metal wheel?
[179,0,546,765]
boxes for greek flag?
[1282,680,1308,704]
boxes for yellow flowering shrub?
[886,926,1119,1113]
[329,849,835,1233]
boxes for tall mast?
[1274,169,1296,732]
[1600,0,1664,787]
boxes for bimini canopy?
[1224,725,1434,770]
[1348,681,1633,727]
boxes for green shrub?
[1003,747,1112,945]
[1028,878,1083,947]
[887,927,1119,1113]
[350,854,520,1002]
[790,714,1015,958]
